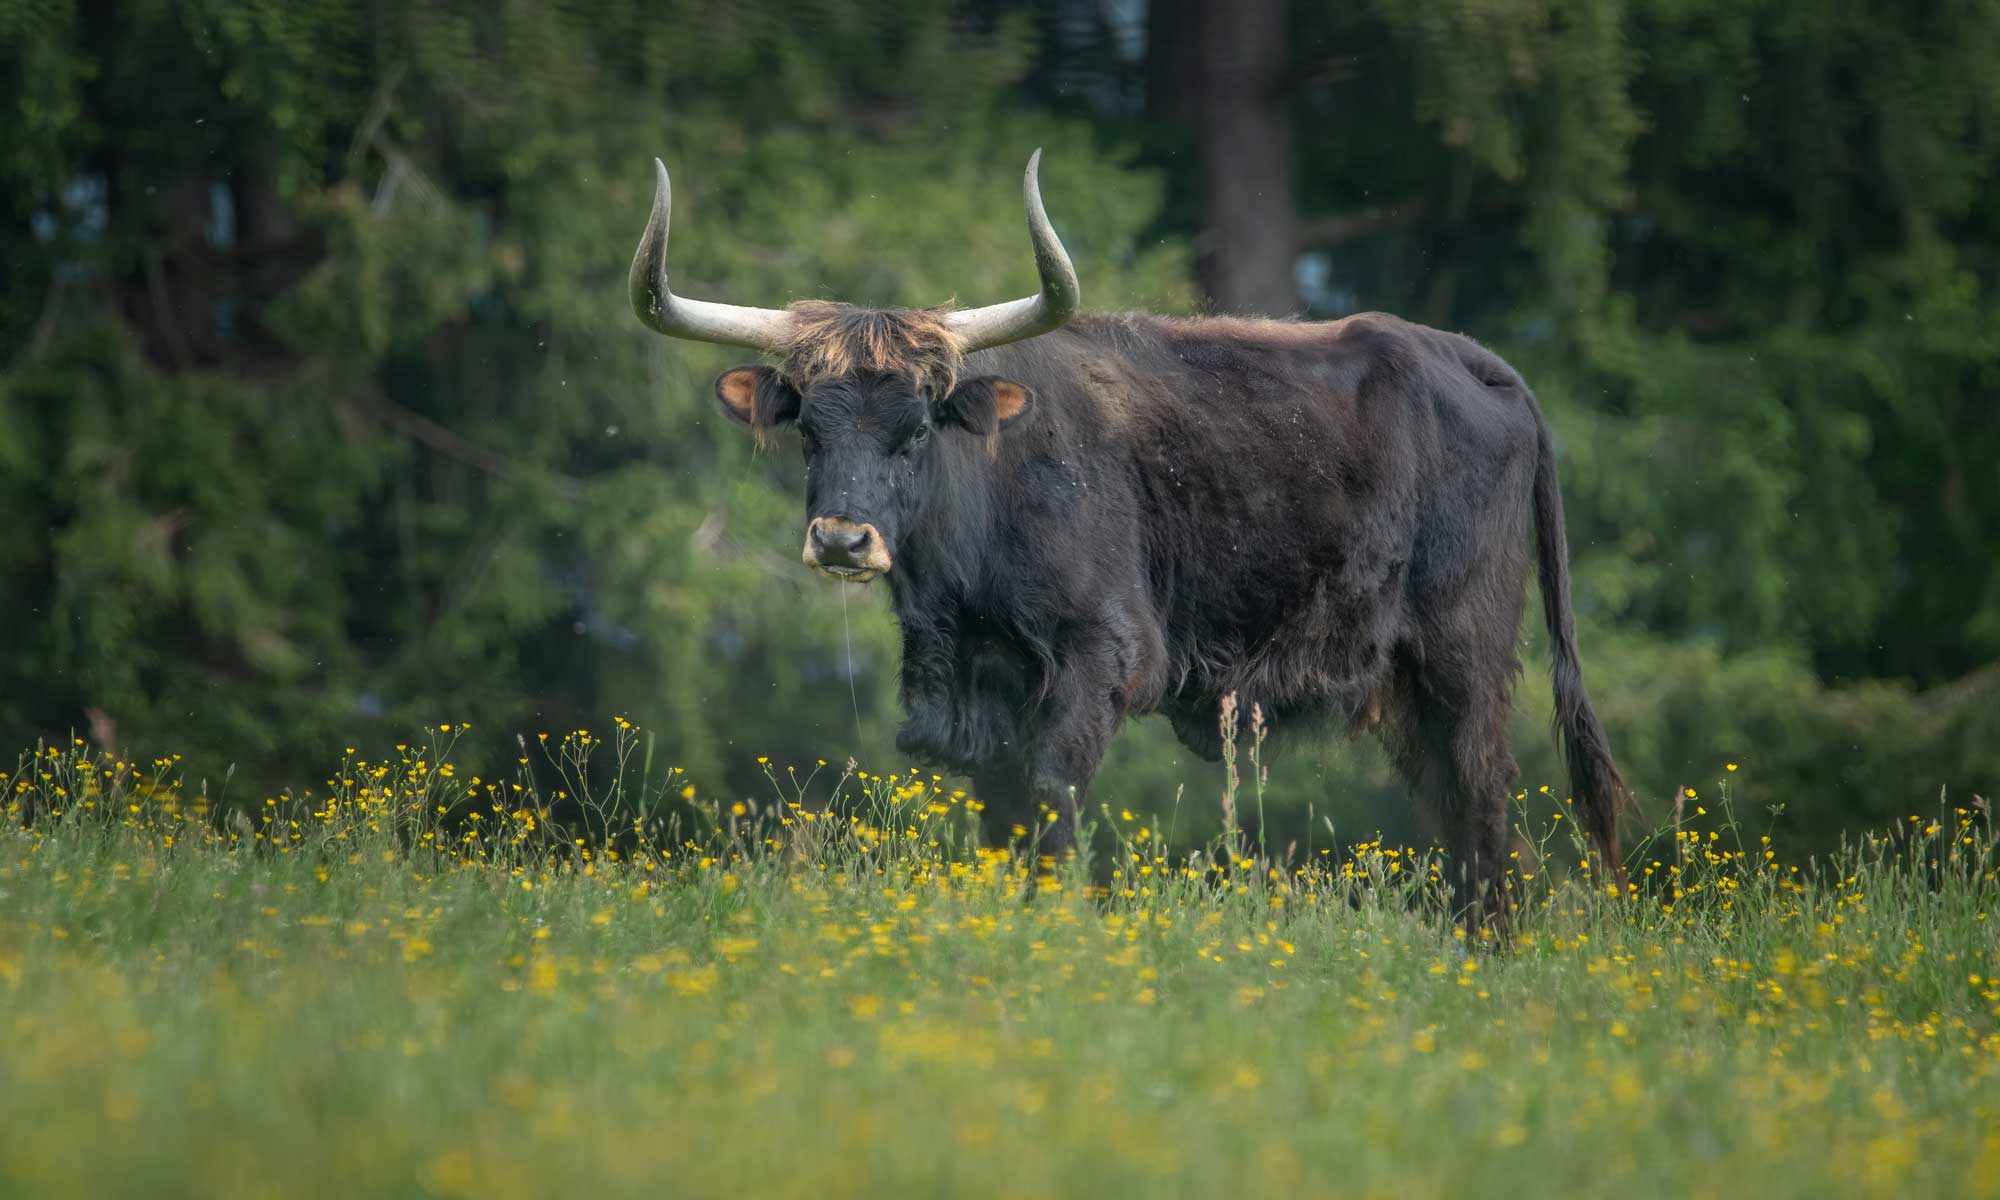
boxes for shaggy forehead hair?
[780,301,966,395]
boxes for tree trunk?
[1190,0,1299,316]
[1146,0,1200,128]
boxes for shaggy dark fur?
[716,306,1628,929]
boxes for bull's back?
[1116,313,1433,600]
[992,311,1536,708]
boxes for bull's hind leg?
[1385,657,1520,939]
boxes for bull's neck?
[885,439,1004,616]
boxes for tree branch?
[350,394,585,500]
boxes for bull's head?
[629,152,1079,582]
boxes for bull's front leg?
[1020,632,1129,863]
[893,612,973,768]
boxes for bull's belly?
[1156,558,1407,758]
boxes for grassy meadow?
[3,725,1998,1198]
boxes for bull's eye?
[901,425,931,456]
[799,429,819,458]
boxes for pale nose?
[811,522,873,565]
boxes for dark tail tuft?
[1531,414,1629,890]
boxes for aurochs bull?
[629,151,1628,927]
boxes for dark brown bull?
[630,151,1628,929]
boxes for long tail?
[1530,411,1629,890]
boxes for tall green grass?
[3,728,1996,1198]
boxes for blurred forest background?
[4,0,1997,850]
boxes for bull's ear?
[938,376,1032,435]
[715,365,800,430]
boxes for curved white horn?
[945,149,1080,352]
[629,158,794,351]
